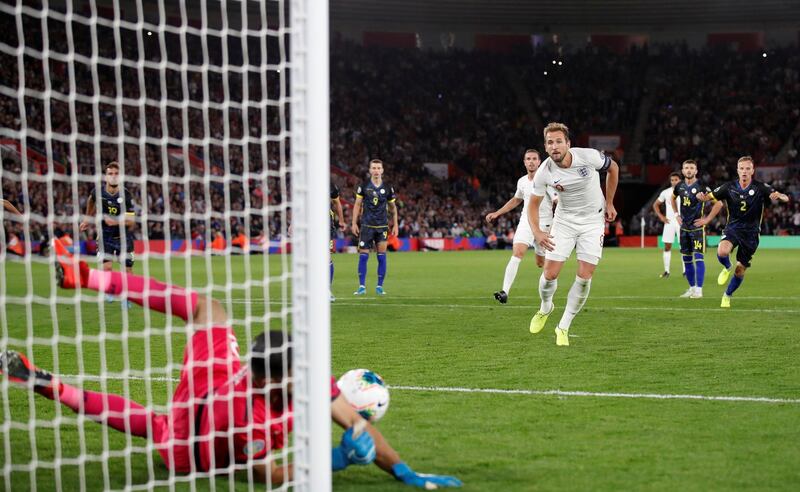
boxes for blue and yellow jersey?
[672,180,711,230]
[91,186,134,241]
[709,180,775,232]
[356,180,396,228]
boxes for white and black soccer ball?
[337,369,390,423]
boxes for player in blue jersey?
[330,184,346,301]
[79,162,136,306]
[351,160,398,296]
[670,160,712,299]
[696,156,789,308]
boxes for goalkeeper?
[0,249,461,489]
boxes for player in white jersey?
[652,172,683,278]
[527,122,619,346]
[486,149,558,303]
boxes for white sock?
[502,256,522,293]
[538,274,557,313]
[558,276,592,331]
[662,251,671,273]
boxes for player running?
[79,162,136,307]
[352,159,398,296]
[652,172,684,278]
[696,156,789,308]
[0,253,461,488]
[486,149,557,304]
[330,183,346,302]
[527,122,619,346]
[670,160,712,299]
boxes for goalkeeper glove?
[392,462,463,489]
[332,426,376,471]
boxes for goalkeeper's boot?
[555,327,570,346]
[353,286,366,296]
[720,294,731,308]
[717,266,732,286]
[0,350,58,399]
[494,290,508,304]
[375,286,386,296]
[529,305,554,334]
[52,236,73,259]
[55,257,89,290]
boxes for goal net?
[0,0,329,490]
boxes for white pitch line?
[55,374,800,405]
[389,385,800,405]
[324,302,800,314]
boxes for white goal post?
[0,0,331,490]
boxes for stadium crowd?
[1,12,798,249]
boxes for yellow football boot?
[555,327,570,346]
[529,306,553,334]
[717,267,732,286]
[720,294,731,308]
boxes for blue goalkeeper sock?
[683,255,696,287]
[718,254,732,269]
[330,260,334,284]
[726,275,744,296]
[358,253,368,286]
[693,253,705,287]
[377,253,387,287]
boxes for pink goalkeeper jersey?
[160,327,340,473]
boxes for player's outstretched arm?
[651,199,667,224]
[604,160,619,222]
[351,196,363,236]
[694,200,724,227]
[485,197,523,223]
[331,395,462,488]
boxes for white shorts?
[513,221,535,247]
[513,221,552,256]
[661,223,678,244]
[546,220,604,265]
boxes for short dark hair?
[369,159,383,166]
[105,162,120,173]
[250,331,292,380]
[524,149,540,157]
[669,172,682,179]
[682,159,698,168]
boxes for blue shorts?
[679,228,705,255]
[721,228,759,268]
[358,226,388,250]
[98,238,135,268]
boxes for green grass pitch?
[1,248,799,491]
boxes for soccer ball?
[337,369,390,423]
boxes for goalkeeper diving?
[0,242,461,489]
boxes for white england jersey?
[514,174,557,226]
[656,187,679,221]
[533,147,610,225]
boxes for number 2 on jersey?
[740,200,747,212]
